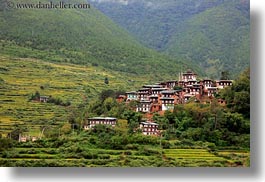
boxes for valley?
[0,0,250,167]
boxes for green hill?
[90,0,250,78]
[166,0,250,79]
[0,0,199,78]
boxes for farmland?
[0,54,146,137]
[0,135,250,167]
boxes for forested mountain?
[89,0,250,78]
[0,0,200,80]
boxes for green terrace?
[0,55,147,136]
[0,146,249,167]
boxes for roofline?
[88,117,117,120]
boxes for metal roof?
[126,91,137,94]
[88,117,117,120]
[161,90,176,94]
[160,97,175,100]
[141,122,159,126]
[143,85,163,88]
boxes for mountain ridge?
[0,0,202,79]
[89,0,250,79]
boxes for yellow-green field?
[0,54,146,136]
[0,147,250,167]
[164,149,250,167]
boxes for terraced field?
[0,146,250,167]
[0,55,146,136]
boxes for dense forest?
[0,0,202,78]
[90,0,250,78]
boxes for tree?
[122,110,142,133]
[0,138,13,152]
[7,126,28,141]
[99,89,115,102]
[61,123,72,135]
[220,67,250,118]
[220,71,230,80]
[103,97,116,113]
[164,110,176,125]
[30,91,40,101]
[43,126,60,138]
[115,119,128,136]
[104,77,109,85]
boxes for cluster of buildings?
[124,69,233,115]
[81,70,233,136]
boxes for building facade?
[140,122,159,136]
[124,69,233,115]
[84,117,117,130]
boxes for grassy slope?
[0,53,147,136]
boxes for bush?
[124,144,139,150]
[136,147,161,156]
[82,151,98,159]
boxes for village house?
[201,78,214,89]
[160,97,175,111]
[136,100,152,113]
[31,136,38,142]
[39,96,49,103]
[19,135,39,142]
[181,69,197,82]
[143,85,163,89]
[138,88,150,101]
[158,80,178,89]
[216,80,233,89]
[151,87,168,96]
[206,87,218,97]
[149,95,159,104]
[19,136,28,142]
[189,84,202,96]
[161,90,176,98]
[84,117,117,130]
[139,121,159,136]
[126,91,138,102]
[116,95,126,103]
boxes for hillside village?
[124,69,232,115]
[19,69,233,142]
[81,69,233,137]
